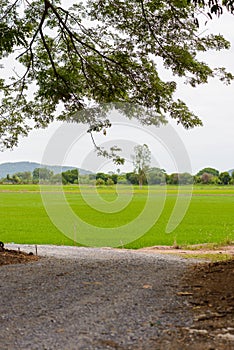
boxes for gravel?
[0,245,195,349]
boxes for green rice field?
[0,184,233,248]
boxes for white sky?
[0,6,233,174]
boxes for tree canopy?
[196,167,219,176]
[0,0,233,150]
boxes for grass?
[0,184,233,248]
[180,240,234,250]
[176,253,233,262]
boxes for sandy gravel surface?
[4,243,200,260]
[5,243,234,260]
[0,245,197,350]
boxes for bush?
[106,178,114,186]
[96,178,105,186]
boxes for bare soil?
[163,258,234,349]
[0,248,38,265]
[139,244,234,258]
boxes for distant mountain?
[0,161,92,178]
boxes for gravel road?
[0,245,196,350]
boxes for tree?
[230,171,234,184]
[200,172,213,184]
[167,173,179,185]
[95,172,118,185]
[126,172,139,185]
[106,178,114,186]
[148,167,166,185]
[33,167,54,183]
[132,144,151,188]
[96,172,109,183]
[96,178,105,186]
[117,174,128,185]
[62,169,79,184]
[51,173,62,184]
[196,167,219,177]
[196,167,220,184]
[111,174,118,184]
[15,171,32,184]
[178,172,194,185]
[219,171,231,185]
[5,173,21,184]
[166,172,194,185]
[0,1,233,152]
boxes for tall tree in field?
[0,0,233,151]
[132,144,151,188]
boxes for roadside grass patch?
[177,253,233,262]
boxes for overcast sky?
[0,7,233,174]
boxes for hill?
[0,161,92,178]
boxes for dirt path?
[0,245,233,349]
[3,243,234,260]
[139,244,234,258]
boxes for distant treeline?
[1,167,234,186]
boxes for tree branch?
[0,0,21,20]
